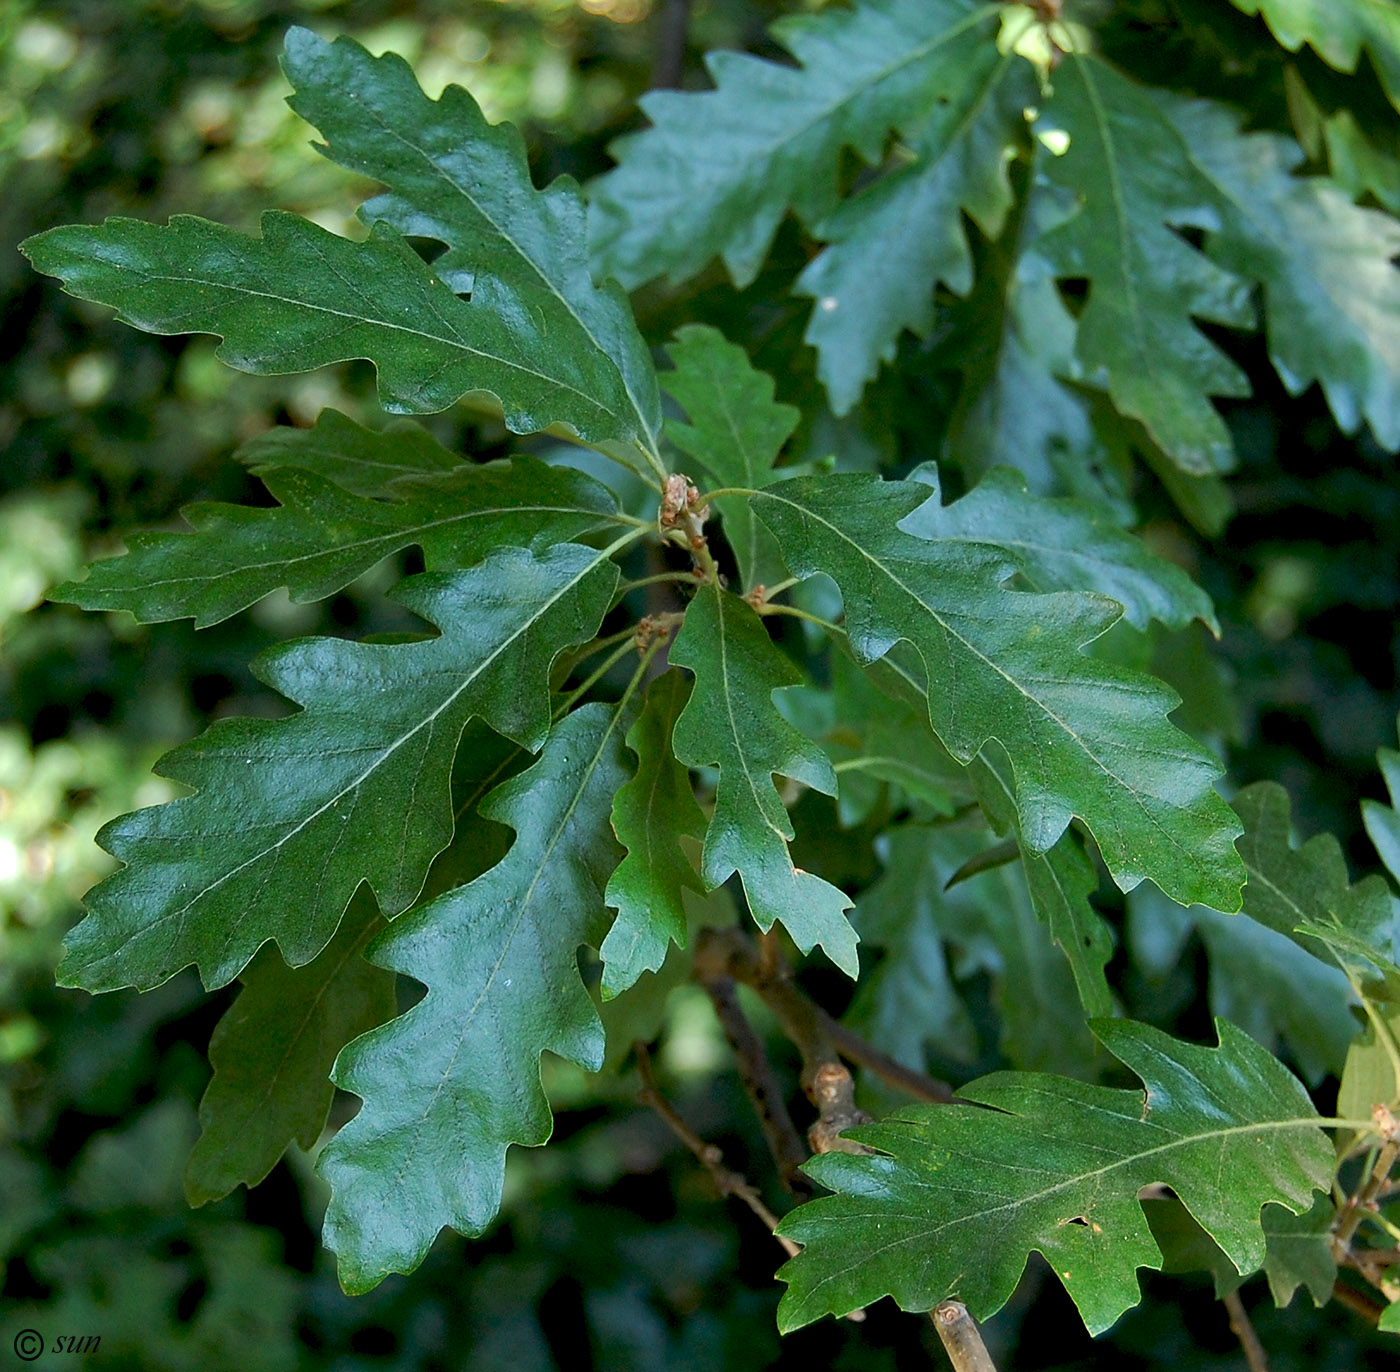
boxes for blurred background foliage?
[3,0,1399,1367]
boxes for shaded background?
[2,0,1399,1366]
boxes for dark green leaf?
[1362,719,1400,884]
[939,176,1129,505]
[601,669,707,998]
[1323,108,1400,214]
[52,457,623,627]
[1166,97,1400,451]
[776,1019,1331,1334]
[60,544,619,992]
[235,410,462,498]
[972,744,1113,1019]
[319,701,631,1292]
[1234,780,1395,958]
[669,582,858,974]
[281,28,662,468]
[1260,1197,1338,1308]
[904,464,1218,634]
[21,211,646,451]
[1033,54,1254,474]
[1131,885,1356,1086]
[1230,0,1400,112]
[844,826,978,1073]
[797,47,1032,413]
[184,892,396,1205]
[589,0,1002,289]
[751,473,1246,911]
[661,326,797,591]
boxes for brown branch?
[650,0,691,90]
[930,1301,998,1372]
[823,1013,957,1104]
[1331,1278,1384,1324]
[695,963,812,1194]
[634,1040,799,1257]
[1222,1292,1270,1372]
[696,926,957,1122]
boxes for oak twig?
[695,965,812,1195]
[930,1301,998,1372]
[1330,1278,1384,1324]
[650,0,691,89]
[634,1040,799,1258]
[1222,1291,1270,1372]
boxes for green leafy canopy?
[24,1,1400,1346]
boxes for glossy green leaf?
[661,326,797,592]
[234,410,462,498]
[751,473,1246,911]
[589,0,1002,290]
[776,1018,1331,1334]
[184,892,396,1206]
[281,28,661,466]
[600,670,707,998]
[319,701,631,1292]
[1234,780,1395,957]
[52,457,623,627]
[972,745,1113,1019]
[1033,54,1254,474]
[669,582,858,974]
[60,544,619,993]
[1231,0,1400,112]
[1166,97,1400,451]
[797,47,1032,414]
[903,464,1218,634]
[21,210,643,448]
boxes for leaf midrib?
[792,1111,1324,1307]
[100,541,629,976]
[108,223,614,421]
[343,94,659,454]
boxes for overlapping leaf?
[21,210,641,447]
[797,47,1032,413]
[751,473,1245,910]
[1234,780,1395,956]
[1130,886,1356,1086]
[1362,717,1400,885]
[589,0,1002,289]
[600,670,706,998]
[52,453,621,626]
[669,582,858,974]
[185,892,395,1206]
[972,745,1113,1018]
[1165,97,1400,451]
[281,28,661,465]
[902,464,1217,634]
[60,544,618,993]
[776,1019,1331,1333]
[1033,54,1254,474]
[846,823,1097,1081]
[319,702,631,1292]
[937,173,1126,501]
[235,410,462,498]
[1231,0,1400,112]
[661,326,797,591]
